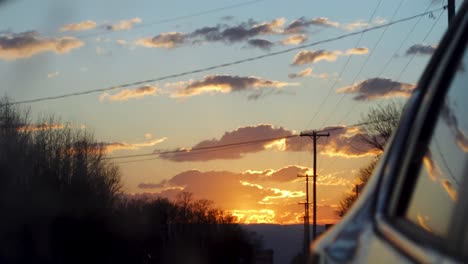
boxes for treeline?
[0,99,261,264]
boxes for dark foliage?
[0,98,261,264]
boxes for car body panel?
[311,2,468,263]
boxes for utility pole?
[298,174,311,258]
[448,0,455,24]
[300,130,329,241]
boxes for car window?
[405,42,468,238]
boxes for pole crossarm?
[300,131,331,138]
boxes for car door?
[370,3,468,263]
[312,2,468,263]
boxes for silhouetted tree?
[336,102,402,217]
[358,101,402,152]
[0,98,262,264]
[0,98,124,263]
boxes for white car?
[311,1,468,263]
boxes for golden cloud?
[417,213,432,232]
[100,85,158,101]
[137,166,348,224]
[345,47,369,55]
[106,17,142,31]
[317,126,382,158]
[291,47,369,66]
[291,50,342,66]
[240,181,305,204]
[60,20,97,32]
[100,137,167,153]
[280,34,308,45]
[288,67,313,79]
[263,138,287,151]
[422,149,459,202]
[341,21,368,31]
[231,209,276,224]
[442,180,457,201]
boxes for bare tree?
[337,102,403,217]
[359,102,402,152]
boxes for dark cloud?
[287,126,380,157]
[136,32,187,48]
[0,31,83,60]
[221,15,234,21]
[190,26,225,41]
[337,77,416,101]
[171,75,296,98]
[160,124,293,161]
[284,17,339,34]
[137,18,284,50]
[136,16,372,51]
[214,18,284,42]
[160,124,379,162]
[247,38,274,50]
[406,44,436,56]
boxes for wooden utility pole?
[300,131,329,240]
[448,0,455,24]
[298,174,311,257]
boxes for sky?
[0,0,456,224]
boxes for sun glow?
[231,209,276,224]
[264,138,286,151]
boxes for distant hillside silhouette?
[243,224,326,264]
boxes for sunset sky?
[0,0,454,224]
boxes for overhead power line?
[303,0,385,131]
[109,118,399,164]
[320,4,442,172]
[319,0,407,128]
[105,135,299,161]
[334,7,445,127]
[114,139,277,164]
[376,1,435,79]
[4,6,445,106]
[396,8,445,81]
